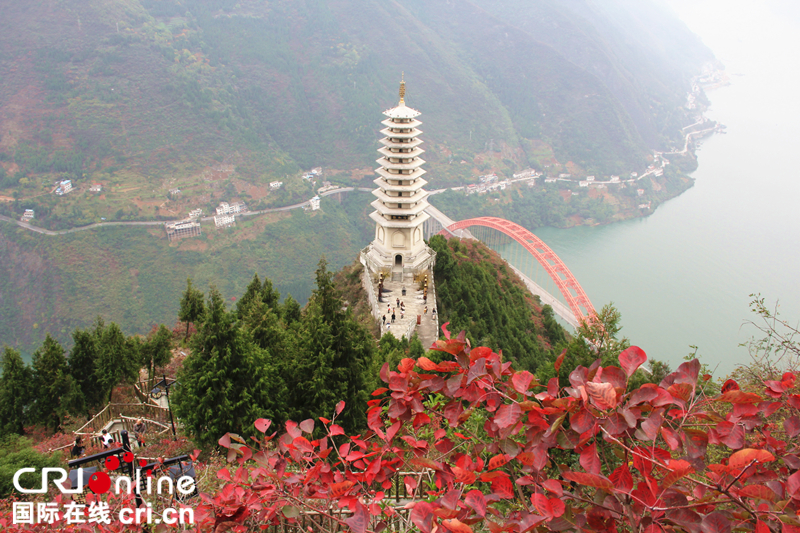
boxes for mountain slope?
[0,0,712,192]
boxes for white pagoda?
[361,76,434,281]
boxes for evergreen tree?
[245,299,284,351]
[178,278,205,339]
[140,325,173,385]
[95,323,139,402]
[260,277,281,311]
[68,325,103,414]
[0,348,31,436]
[31,335,74,432]
[288,258,378,433]
[173,286,286,448]
[236,274,263,318]
[282,294,301,324]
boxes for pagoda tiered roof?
[377,146,425,160]
[383,104,421,120]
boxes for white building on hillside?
[216,202,246,215]
[55,180,72,195]
[214,214,235,228]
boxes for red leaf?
[661,426,681,451]
[441,322,451,340]
[785,416,800,438]
[580,443,601,475]
[254,419,271,433]
[787,471,800,499]
[662,459,694,489]
[293,436,313,452]
[300,418,314,434]
[410,502,435,533]
[562,471,614,492]
[442,518,473,533]
[488,454,509,470]
[518,514,547,532]
[542,479,563,497]
[371,388,388,396]
[494,403,521,429]
[464,490,486,517]
[404,475,418,495]
[619,346,647,377]
[345,502,368,533]
[452,466,477,485]
[738,485,776,501]
[700,512,731,533]
[639,409,663,441]
[586,381,617,409]
[555,348,567,373]
[721,379,740,393]
[329,481,355,497]
[570,407,595,434]
[491,474,514,499]
[610,463,633,493]
[398,357,415,374]
[755,520,770,533]
[329,424,345,436]
[512,371,535,394]
[717,390,763,404]
[417,357,439,371]
[335,400,346,415]
[728,449,776,469]
[677,359,701,383]
[218,433,232,448]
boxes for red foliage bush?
[4,325,800,533]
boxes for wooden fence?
[74,402,172,448]
[261,506,410,533]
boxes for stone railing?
[359,251,382,321]
[428,267,439,336]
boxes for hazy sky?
[665,0,800,121]
[666,0,800,76]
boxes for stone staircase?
[378,279,437,348]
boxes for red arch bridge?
[429,215,596,329]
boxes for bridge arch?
[442,217,596,325]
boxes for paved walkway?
[377,279,438,349]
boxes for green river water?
[511,1,800,376]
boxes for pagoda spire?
[399,72,406,105]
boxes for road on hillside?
[0,187,375,236]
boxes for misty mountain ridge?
[0,0,713,187]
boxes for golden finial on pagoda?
[399,72,406,105]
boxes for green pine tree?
[178,278,205,340]
[173,286,287,448]
[31,335,74,432]
[140,325,173,386]
[95,322,140,403]
[0,348,32,436]
[287,258,378,433]
[68,324,104,414]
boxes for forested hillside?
[0,192,375,356]
[429,235,566,371]
[0,0,712,195]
